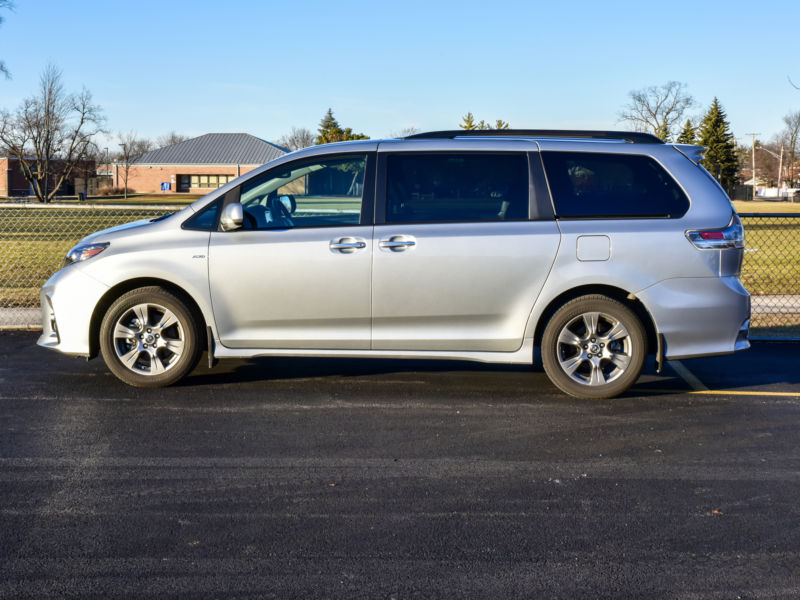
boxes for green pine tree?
[341,127,370,141]
[656,122,670,142]
[459,113,511,130]
[676,119,696,144]
[459,112,479,130]
[698,98,738,191]
[315,108,369,144]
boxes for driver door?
[208,151,375,349]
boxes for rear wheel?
[99,286,202,387]
[541,295,646,399]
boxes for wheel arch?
[89,277,208,359]
[532,284,658,357]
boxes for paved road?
[1,331,799,598]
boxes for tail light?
[686,214,744,249]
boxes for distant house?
[104,133,288,194]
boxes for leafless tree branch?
[619,81,695,141]
[0,64,106,201]
[0,0,14,79]
[277,126,315,151]
[155,131,188,148]
[116,131,152,199]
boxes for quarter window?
[182,199,221,230]
[239,154,367,229]
[541,152,689,218]
[385,153,529,223]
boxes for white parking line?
[667,360,709,391]
[690,389,800,398]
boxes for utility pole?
[756,143,786,194]
[746,133,760,201]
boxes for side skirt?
[212,338,536,365]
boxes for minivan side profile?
[38,130,750,398]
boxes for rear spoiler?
[673,144,707,165]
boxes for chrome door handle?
[329,238,366,253]
[379,237,416,251]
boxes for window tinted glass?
[182,199,220,230]
[386,154,528,223]
[240,154,366,229]
[541,152,689,218]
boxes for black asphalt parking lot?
[1,331,799,599]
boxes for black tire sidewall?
[99,287,202,387]
[541,295,646,399]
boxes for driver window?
[239,154,367,229]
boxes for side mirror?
[220,202,244,231]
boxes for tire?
[99,286,203,387]
[541,295,646,399]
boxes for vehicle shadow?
[181,354,538,387]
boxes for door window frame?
[212,151,377,232]
[374,151,554,225]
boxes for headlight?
[64,242,110,266]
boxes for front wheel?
[541,295,646,399]
[99,286,203,387]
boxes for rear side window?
[386,153,528,223]
[541,152,689,218]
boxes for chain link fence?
[740,213,800,339]
[0,202,179,328]
[1,204,799,339]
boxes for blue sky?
[1,0,798,147]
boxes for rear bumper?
[637,276,750,360]
[37,266,109,357]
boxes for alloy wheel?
[555,311,633,386]
[111,303,185,375]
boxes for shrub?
[96,186,130,196]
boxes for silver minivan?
[38,130,750,398]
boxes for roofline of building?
[99,163,266,168]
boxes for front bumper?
[37,266,110,357]
[637,276,750,360]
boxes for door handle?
[329,237,366,253]
[379,236,416,251]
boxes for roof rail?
[404,129,664,144]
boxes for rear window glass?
[386,153,528,223]
[541,152,689,218]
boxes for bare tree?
[155,130,188,148]
[782,111,800,186]
[277,127,315,151]
[0,64,105,202]
[619,81,695,141]
[754,139,782,187]
[116,131,152,199]
[391,126,420,138]
[0,0,13,79]
[73,141,103,198]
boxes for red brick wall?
[113,164,262,194]
[1,158,33,196]
[1,157,92,197]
